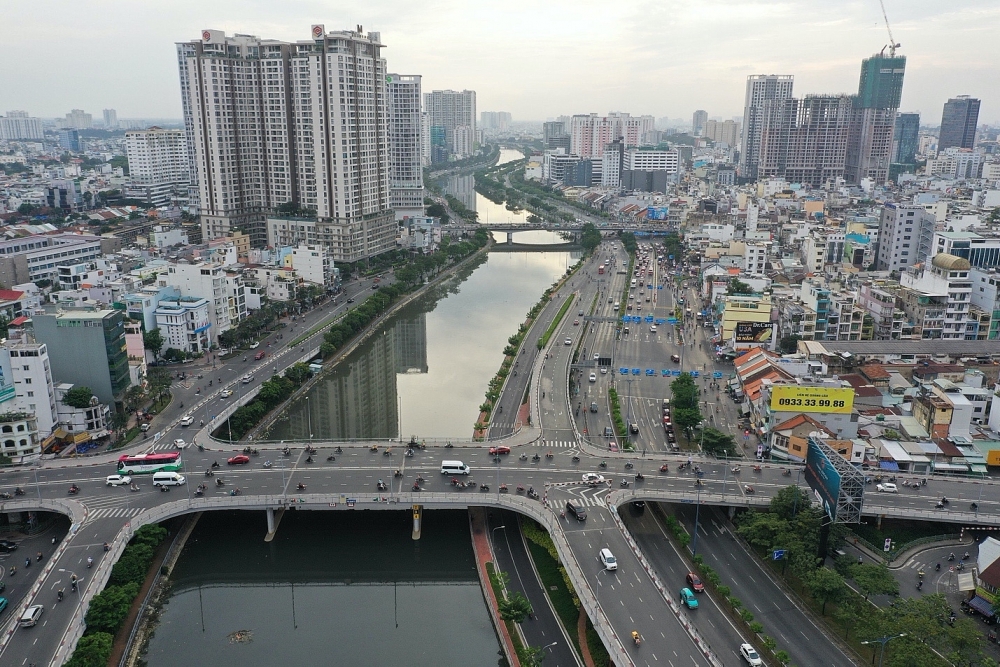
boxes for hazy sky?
[2,0,997,125]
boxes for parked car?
[249,342,260,349]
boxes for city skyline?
[1,0,997,124]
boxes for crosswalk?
[86,506,145,521]
[541,441,579,449]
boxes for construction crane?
[878,0,901,57]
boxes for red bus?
[598,264,605,275]
[117,452,182,475]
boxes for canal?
[148,151,573,665]
[143,510,499,667]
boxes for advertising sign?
[734,321,774,344]
[646,206,669,220]
[0,354,14,404]
[804,437,842,521]
[769,386,855,414]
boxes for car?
[242,374,254,384]
[372,284,380,290]
[173,439,187,449]
[249,341,260,349]
[564,337,572,345]
[686,572,704,592]
[347,297,355,303]
[573,319,580,326]
[671,354,681,363]
[629,423,639,434]
[221,388,234,398]
[139,422,150,432]
[255,350,266,360]
[593,352,599,360]
[740,643,763,666]
[0,597,6,614]
[565,501,587,520]
[608,441,619,452]
[680,587,699,609]
[589,372,597,382]
[227,455,250,465]
[582,473,605,485]
[18,604,44,627]
[106,474,132,487]
[590,402,598,413]
[600,367,607,374]
[578,310,584,316]
[650,325,657,332]
[179,415,194,427]
[488,446,510,455]
[877,482,898,493]
[600,548,618,571]
[0,539,18,553]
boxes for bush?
[109,543,154,587]
[84,582,139,634]
[64,632,114,667]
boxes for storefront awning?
[968,595,995,617]
[879,460,900,471]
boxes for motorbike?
[230,488,241,496]
[394,469,403,478]
[205,470,215,477]
[936,563,941,571]
[499,484,508,493]
[415,476,425,484]
[283,448,291,457]
[405,449,414,458]
[516,484,525,493]
[941,497,949,505]
[326,455,337,462]
[57,589,64,602]
[250,449,259,457]
[480,484,490,492]
[571,455,580,462]
[377,480,387,491]
[14,487,24,496]
[531,454,540,462]
[731,466,741,474]
[335,446,343,454]
[370,445,379,452]
[745,485,755,494]
[620,479,630,488]
[753,465,762,472]
[445,442,454,448]
[519,454,528,461]
[412,482,421,491]
[68,485,79,495]
[660,464,669,473]
[972,502,979,511]
[305,456,314,464]
[634,473,644,481]
[305,445,317,454]
[527,488,539,499]
[782,468,791,477]
[599,460,607,468]
[194,488,204,497]
[216,478,225,486]
[936,500,947,509]
[263,460,272,468]
[948,553,956,561]
[632,631,641,647]
[297,483,307,491]
[160,485,170,492]
[625,462,634,469]
[211,461,220,468]
[545,451,553,459]
[0,493,10,500]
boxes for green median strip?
[537,293,576,350]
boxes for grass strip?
[537,293,576,350]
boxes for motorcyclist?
[87,556,93,568]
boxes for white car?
[249,341,260,349]
[589,372,597,382]
[877,482,898,493]
[650,325,657,332]
[740,643,763,666]
[106,474,132,487]
[242,374,254,384]
[220,389,234,398]
[600,367,607,374]
[179,415,194,427]
[582,473,606,485]
[564,338,572,346]
[173,439,187,449]
[600,548,618,571]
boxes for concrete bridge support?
[506,231,514,245]
[264,506,285,542]
[412,504,422,540]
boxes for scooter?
[659,464,669,473]
[326,455,337,462]
[620,479,630,488]
[634,473,644,481]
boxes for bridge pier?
[506,231,514,245]
[412,505,422,541]
[264,506,285,542]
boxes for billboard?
[0,354,13,404]
[804,437,842,522]
[734,321,774,344]
[770,386,854,414]
[646,206,669,221]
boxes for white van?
[613,302,620,311]
[440,460,470,475]
[19,605,44,627]
[153,471,186,487]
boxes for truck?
[598,264,605,275]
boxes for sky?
[2,0,998,125]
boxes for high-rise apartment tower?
[939,96,980,150]
[739,75,794,180]
[845,55,906,185]
[424,90,476,158]
[387,74,424,219]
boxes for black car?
[0,539,18,553]
[565,501,587,521]
[346,298,355,303]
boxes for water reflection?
[265,250,578,441]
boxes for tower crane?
[879,0,901,57]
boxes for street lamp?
[491,525,506,540]
[58,568,82,596]
[305,396,312,440]
[861,633,906,667]
[692,482,702,556]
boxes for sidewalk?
[849,533,973,569]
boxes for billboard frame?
[803,436,864,523]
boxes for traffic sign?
[619,367,630,375]
[631,368,640,375]
[883,538,892,552]
[773,549,786,561]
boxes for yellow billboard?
[770,386,854,414]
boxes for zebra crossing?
[540,441,579,449]
[86,506,145,521]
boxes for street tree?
[805,567,845,614]
[852,563,899,600]
[700,427,737,457]
[143,327,164,359]
[769,485,813,520]
[499,591,533,624]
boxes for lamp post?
[306,396,312,441]
[58,568,82,597]
[861,632,906,667]
[692,482,702,556]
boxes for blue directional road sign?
[773,549,787,561]
[657,285,664,290]
[645,369,655,376]
[691,370,700,378]
[713,371,724,379]
[661,370,670,376]
[645,315,654,323]
[631,368,641,375]
[619,367,630,375]
[655,318,666,324]
[671,370,682,376]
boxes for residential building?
[47,179,82,211]
[0,111,44,141]
[757,378,860,457]
[30,308,130,406]
[123,286,182,332]
[939,96,980,150]
[177,27,397,258]
[692,110,708,136]
[58,129,81,152]
[290,244,335,287]
[543,121,568,149]
[704,119,740,146]
[971,267,1000,339]
[0,233,113,287]
[124,127,190,206]
[480,112,511,131]
[875,203,935,273]
[858,281,906,339]
[155,262,246,345]
[933,232,1000,270]
[900,253,975,340]
[54,383,111,445]
[64,109,93,130]
[0,325,58,437]
[102,109,118,130]
[739,74,795,180]
[569,113,654,159]
[420,111,431,166]
[0,411,41,462]
[845,54,905,185]
[387,74,424,219]
[758,95,853,187]
[424,89,476,158]
[154,298,212,354]
[925,148,982,179]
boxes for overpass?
[6,243,1000,667]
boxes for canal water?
[143,510,499,667]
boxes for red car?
[254,351,266,360]
[489,446,511,455]
[227,455,250,465]
[686,572,704,593]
